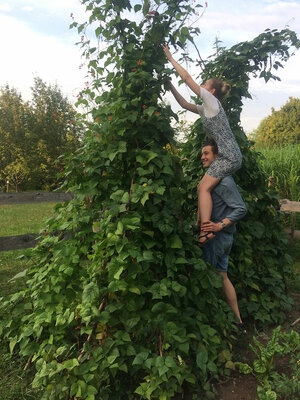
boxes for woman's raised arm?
[163,45,200,97]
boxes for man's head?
[201,138,218,168]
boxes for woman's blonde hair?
[209,78,231,102]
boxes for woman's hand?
[201,220,222,233]
[163,44,172,61]
[164,79,172,89]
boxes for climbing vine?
[0,1,299,399]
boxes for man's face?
[201,145,218,168]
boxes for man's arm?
[202,217,234,233]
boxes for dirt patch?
[214,292,300,400]
[216,374,258,400]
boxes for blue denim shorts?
[202,231,233,272]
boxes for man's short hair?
[202,138,218,155]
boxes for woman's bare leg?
[197,174,220,244]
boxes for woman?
[163,45,242,246]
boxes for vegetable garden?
[0,1,299,399]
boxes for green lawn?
[0,202,56,236]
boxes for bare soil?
[214,292,300,400]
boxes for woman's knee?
[198,176,219,193]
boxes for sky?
[0,0,299,133]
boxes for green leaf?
[235,362,253,374]
[116,221,124,235]
[9,338,18,354]
[114,266,124,280]
[8,269,28,282]
[225,360,236,370]
[158,365,169,376]
[141,192,149,205]
[181,26,189,35]
[129,287,141,295]
[165,356,177,368]
[196,349,208,373]
[132,351,149,365]
[134,4,142,12]
[119,363,128,372]
[63,358,80,370]
[170,235,183,248]
[82,282,99,304]
[136,150,158,166]
[253,359,267,374]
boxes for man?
[200,138,247,332]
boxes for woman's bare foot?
[198,231,215,246]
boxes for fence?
[0,192,72,252]
[0,195,299,252]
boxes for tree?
[0,79,82,191]
[0,1,299,399]
[0,85,30,190]
[3,153,30,192]
[25,77,82,190]
[254,97,300,147]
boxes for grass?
[0,250,32,297]
[0,203,56,236]
[0,203,56,400]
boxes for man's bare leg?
[218,271,242,323]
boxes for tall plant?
[0,2,232,399]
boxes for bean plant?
[0,1,299,399]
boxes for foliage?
[0,78,81,191]
[181,28,299,326]
[256,144,300,201]
[0,1,299,400]
[254,97,300,148]
[236,326,300,400]
[0,250,41,399]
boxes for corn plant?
[257,144,300,201]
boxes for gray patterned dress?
[202,101,242,179]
